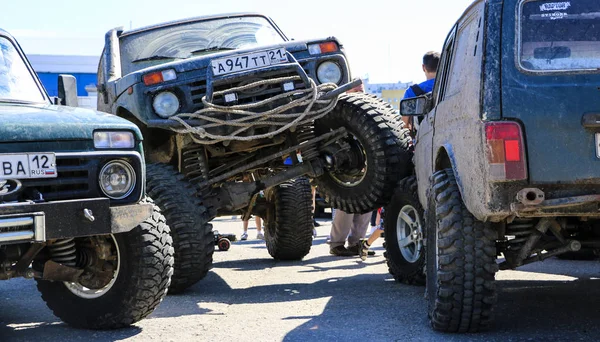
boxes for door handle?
[582,113,600,128]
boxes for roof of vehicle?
[119,12,274,37]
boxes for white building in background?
[28,54,100,110]
[363,78,412,99]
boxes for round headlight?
[99,161,136,200]
[152,91,180,118]
[317,61,342,85]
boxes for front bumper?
[0,198,153,244]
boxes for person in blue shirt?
[402,51,440,130]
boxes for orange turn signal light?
[319,42,338,53]
[143,72,164,86]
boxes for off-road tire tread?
[37,203,174,329]
[146,163,214,294]
[383,176,426,285]
[314,93,413,214]
[427,169,497,333]
[265,178,314,260]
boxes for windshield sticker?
[539,2,571,11]
[540,11,569,20]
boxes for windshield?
[0,36,46,103]
[520,0,600,72]
[119,16,286,75]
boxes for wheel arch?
[116,107,177,165]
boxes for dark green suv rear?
[386,0,600,333]
[0,29,173,329]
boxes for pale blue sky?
[1,0,474,83]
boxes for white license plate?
[211,48,288,76]
[0,153,57,179]
[597,133,600,159]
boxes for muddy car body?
[98,13,412,293]
[0,29,173,329]
[386,0,600,333]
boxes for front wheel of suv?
[36,204,174,329]
[146,163,214,294]
[314,93,413,214]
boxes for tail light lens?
[485,122,527,181]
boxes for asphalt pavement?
[1,215,600,341]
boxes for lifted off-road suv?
[387,0,600,333]
[0,29,173,329]
[98,13,412,293]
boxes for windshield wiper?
[189,46,236,55]
[132,55,184,63]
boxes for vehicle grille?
[188,63,310,111]
[20,157,92,202]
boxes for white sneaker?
[241,232,248,241]
[256,232,264,240]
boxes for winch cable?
[168,76,339,145]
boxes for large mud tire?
[146,163,214,294]
[314,93,412,214]
[426,169,498,333]
[264,178,314,260]
[36,205,174,329]
[383,176,426,285]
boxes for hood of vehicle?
[117,37,342,92]
[0,103,143,142]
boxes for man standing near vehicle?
[402,51,440,129]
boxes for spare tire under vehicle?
[264,177,314,260]
[313,93,413,214]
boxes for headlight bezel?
[94,131,135,149]
[98,160,137,200]
[316,61,343,85]
[152,91,180,118]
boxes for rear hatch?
[502,0,600,184]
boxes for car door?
[414,27,457,206]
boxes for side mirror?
[58,74,78,107]
[399,94,433,116]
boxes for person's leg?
[347,212,371,248]
[241,220,249,240]
[255,216,264,239]
[329,210,354,256]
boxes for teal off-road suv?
[385,0,600,333]
[0,29,173,329]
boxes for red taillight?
[485,122,527,181]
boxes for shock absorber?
[295,124,319,161]
[182,145,210,184]
[48,238,77,267]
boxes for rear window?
[519,0,600,72]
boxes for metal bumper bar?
[0,199,152,244]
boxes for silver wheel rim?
[396,205,423,263]
[64,235,120,299]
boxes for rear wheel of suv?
[36,204,174,329]
[314,93,412,214]
[146,163,214,294]
[426,169,498,333]
[383,176,426,285]
[264,178,314,260]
